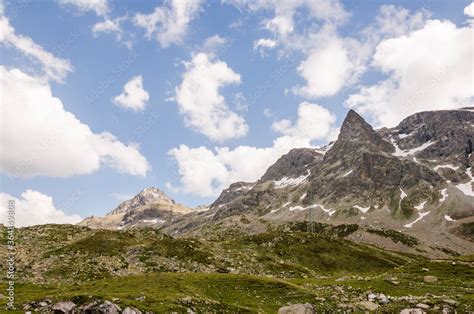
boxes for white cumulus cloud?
[465,2,474,18]
[0,190,82,227]
[272,102,337,140]
[345,19,474,127]
[168,102,337,197]
[58,0,110,16]
[0,3,73,82]
[174,52,248,142]
[292,33,354,98]
[113,75,150,111]
[168,136,313,197]
[0,66,150,178]
[133,0,203,47]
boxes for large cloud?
[0,66,150,177]
[292,5,428,99]
[0,190,82,227]
[133,0,203,47]
[227,2,429,99]
[345,19,474,127]
[0,3,72,82]
[168,102,336,197]
[113,75,150,111]
[174,52,248,142]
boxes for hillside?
[1,224,473,312]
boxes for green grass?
[2,259,473,313]
[1,273,319,313]
[1,224,473,312]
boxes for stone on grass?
[277,303,316,314]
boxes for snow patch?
[400,188,407,200]
[391,138,435,157]
[289,205,305,211]
[444,215,455,222]
[274,172,310,188]
[300,193,307,200]
[353,205,370,213]
[455,167,474,196]
[314,142,334,155]
[434,164,459,171]
[414,201,427,211]
[195,207,210,212]
[288,203,334,216]
[342,169,353,177]
[403,211,430,228]
[439,189,448,202]
[398,133,411,139]
[143,218,166,224]
[235,185,253,192]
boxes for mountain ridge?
[79,108,474,256]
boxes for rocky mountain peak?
[107,187,175,216]
[338,110,381,143]
[325,110,394,159]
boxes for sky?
[0,0,473,227]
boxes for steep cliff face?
[205,108,473,254]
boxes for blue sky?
[0,0,473,226]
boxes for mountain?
[79,108,474,256]
[196,108,473,255]
[79,187,192,230]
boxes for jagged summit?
[107,187,175,216]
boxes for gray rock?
[442,299,459,306]
[367,293,377,301]
[416,303,430,309]
[122,307,142,314]
[277,303,316,314]
[180,296,193,305]
[355,301,379,311]
[423,275,438,283]
[378,293,389,304]
[81,300,121,314]
[52,301,76,313]
[400,309,426,314]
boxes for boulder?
[122,307,142,314]
[400,309,426,314]
[423,275,438,283]
[80,300,121,313]
[52,301,76,313]
[355,301,379,311]
[277,303,316,314]
[416,303,430,309]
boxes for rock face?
[203,108,474,254]
[108,187,175,215]
[259,148,323,182]
[78,108,474,255]
[79,187,192,230]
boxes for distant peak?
[107,187,175,216]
